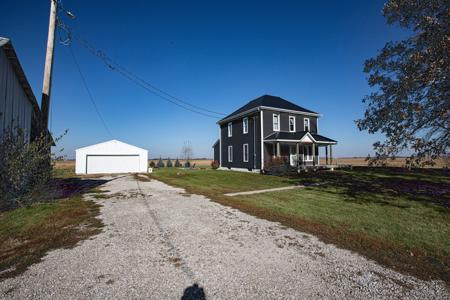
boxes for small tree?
[181,141,193,167]
[0,128,65,210]
[149,161,155,168]
[175,158,181,167]
[157,157,165,168]
[166,158,173,167]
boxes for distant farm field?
[55,157,449,172]
[335,157,449,168]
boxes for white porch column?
[325,145,328,165]
[276,142,281,157]
[330,145,333,165]
[296,143,299,167]
[312,143,316,166]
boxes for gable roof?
[219,95,318,124]
[264,131,337,144]
[76,139,148,152]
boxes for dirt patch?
[0,197,103,281]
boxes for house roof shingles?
[219,95,318,123]
[264,131,337,144]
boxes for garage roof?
[76,139,147,152]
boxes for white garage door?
[86,155,140,174]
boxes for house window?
[228,146,233,162]
[289,116,296,132]
[273,114,280,131]
[304,145,313,161]
[228,122,232,137]
[304,118,310,132]
[243,143,249,162]
[243,117,248,134]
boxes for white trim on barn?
[75,139,148,175]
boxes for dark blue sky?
[0,1,407,158]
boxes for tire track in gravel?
[135,179,198,283]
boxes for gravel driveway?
[0,175,448,299]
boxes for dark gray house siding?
[220,113,260,170]
[262,110,318,138]
[213,140,220,162]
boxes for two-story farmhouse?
[213,95,337,172]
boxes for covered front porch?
[263,131,337,170]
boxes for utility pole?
[40,0,58,133]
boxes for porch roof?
[264,131,337,144]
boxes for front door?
[289,145,297,167]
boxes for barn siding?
[0,46,33,141]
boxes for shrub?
[175,158,181,168]
[184,160,190,168]
[211,160,220,169]
[0,128,63,211]
[174,158,181,168]
[157,157,165,168]
[166,158,173,167]
[149,161,156,168]
[266,156,290,175]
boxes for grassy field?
[335,157,449,168]
[149,167,450,283]
[55,156,449,171]
[0,164,105,280]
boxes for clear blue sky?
[1,1,407,159]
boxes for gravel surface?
[0,175,448,299]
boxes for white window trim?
[273,113,280,132]
[228,122,232,137]
[303,145,313,161]
[289,116,296,132]
[243,117,248,134]
[304,118,310,132]
[243,143,249,162]
[228,145,233,162]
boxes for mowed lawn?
[150,167,450,283]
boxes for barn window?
[228,146,233,162]
[228,122,232,137]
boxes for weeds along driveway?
[0,175,447,299]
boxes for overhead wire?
[72,34,224,119]
[67,43,113,137]
[56,19,225,119]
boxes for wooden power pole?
[40,0,58,133]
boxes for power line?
[68,44,113,137]
[73,34,224,118]
[57,22,225,119]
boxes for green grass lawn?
[150,167,450,283]
[0,168,106,280]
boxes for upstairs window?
[273,114,280,131]
[228,122,232,137]
[289,116,296,132]
[304,118,310,132]
[243,117,248,134]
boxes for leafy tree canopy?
[357,0,449,166]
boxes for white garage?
[75,140,148,175]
